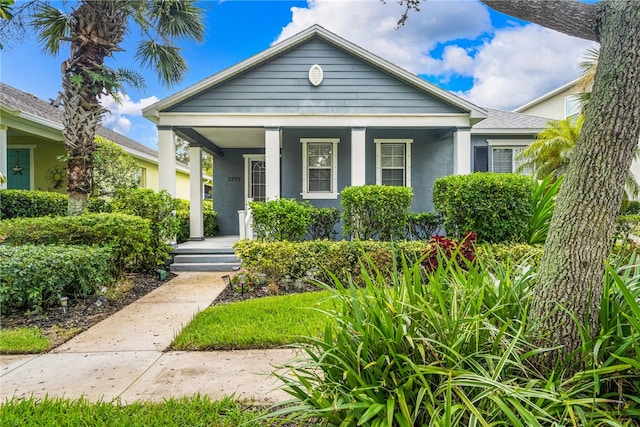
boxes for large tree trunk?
[482,0,640,368]
[62,1,126,215]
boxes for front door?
[7,148,31,190]
[245,155,266,206]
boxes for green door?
[7,148,30,190]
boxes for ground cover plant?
[171,290,333,351]
[270,251,640,426]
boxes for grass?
[0,395,268,426]
[172,290,334,350]
[0,327,50,354]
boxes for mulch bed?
[210,278,321,306]
[0,272,173,349]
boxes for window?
[135,167,147,188]
[565,95,581,118]
[301,138,339,199]
[487,140,533,175]
[375,139,412,186]
[491,147,532,174]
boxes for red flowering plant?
[421,232,477,274]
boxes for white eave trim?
[143,25,487,122]
[471,127,544,135]
[513,77,581,113]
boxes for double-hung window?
[375,139,412,186]
[487,140,533,175]
[301,138,339,199]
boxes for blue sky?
[0,0,596,149]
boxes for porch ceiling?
[193,127,265,149]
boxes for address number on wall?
[227,177,241,182]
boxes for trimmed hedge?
[308,208,340,240]
[0,213,151,274]
[0,245,114,313]
[249,198,312,242]
[433,173,534,243]
[405,212,441,240]
[341,185,413,241]
[110,189,180,268]
[0,189,67,219]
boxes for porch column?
[0,126,7,190]
[189,146,204,240]
[351,127,366,186]
[158,126,176,196]
[265,127,280,200]
[453,127,471,175]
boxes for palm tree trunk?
[62,1,126,215]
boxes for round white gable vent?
[308,64,324,86]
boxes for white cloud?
[100,93,159,136]
[462,25,596,110]
[275,0,492,75]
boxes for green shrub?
[0,245,114,313]
[620,200,640,215]
[249,198,312,242]
[0,213,151,274]
[527,175,562,244]
[307,207,340,240]
[176,200,219,243]
[272,253,640,426]
[404,211,441,240]
[111,189,180,268]
[85,197,112,213]
[341,185,413,241]
[476,242,544,270]
[0,189,67,219]
[433,173,534,243]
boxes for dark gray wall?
[213,148,264,235]
[169,38,465,115]
[471,135,535,172]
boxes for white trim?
[453,129,471,175]
[0,125,7,190]
[243,154,266,207]
[301,137,339,199]
[374,139,412,187]
[189,146,204,239]
[157,113,472,128]
[309,64,324,86]
[351,127,366,186]
[471,127,545,135]
[158,129,176,197]
[6,144,36,190]
[486,139,532,147]
[513,77,581,113]
[564,94,581,118]
[265,127,281,200]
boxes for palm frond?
[149,0,204,42]
[114,67,146,91]
[31,2,73,55]
[135,40,187,86]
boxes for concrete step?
[170,262,241,272]
[172,247,236,255]
[173,254,240,264]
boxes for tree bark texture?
[483,0,640,368]
[62,1,126,215]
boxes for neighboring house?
[514,78,640,197]
[143,25,550,238]
[0,82,193,199]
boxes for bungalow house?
[0,83,196,199]
[143,25,550,238]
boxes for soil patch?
[211,278,321,306]
[1,272,174,350]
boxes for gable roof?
[143,24,487,123]
[0,82,164,163]
[513,78,580,113]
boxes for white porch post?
[0,125,7,190]
[158,127,176,196]
[453,128,472,175]
[351,127,366,186]
[189,146,204,240]
[265,127,280,200]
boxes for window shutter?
[474,146,488,172]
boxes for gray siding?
[213,148,264,235]
[169,38,464,114]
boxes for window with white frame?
[301,138,339,199]
[487,140,533,175]
[375,139,412,186]
[565,95,581,118]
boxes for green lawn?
[171,290,334,350]
[0,327,50,354]
[0,395,267,427]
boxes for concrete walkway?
[0,272,296,404]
